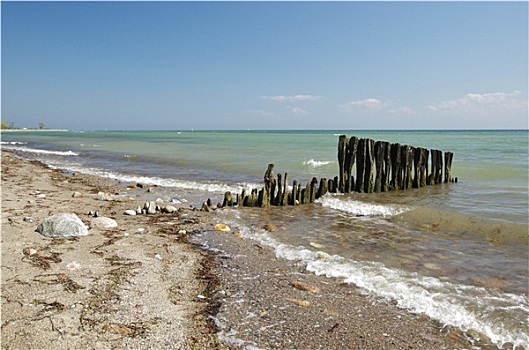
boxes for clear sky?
[2,1,528,130]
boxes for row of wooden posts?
[208,135,455,209]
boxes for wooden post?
[310,177,318,203]
[223,191,234,207]
[328,178,336,193]
[444,152,453,183]
[382,141,391,192]
[363,138,375,193]
[374,141,383,192]
[303,182,311,204]
[291,179,298,205]
[274,173,283,205]
[281,173,289,206]
[338,135,348,193]
[356,138,366,192]
[318,177,328,198]
[390,143,401,190]
[345,136,359,193]
[297,183,302,204]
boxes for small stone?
[215,223,231,232]
[177,229,187,235]
[170,198,182,204]
[23,247,38,256]
[124,210,137,216]
[95,192,112,201]
[162,205,178,213]
[234,232,244,238]
[291,281,320,293]
[23,217,35,223]
[201,202,210,212]
[154,254,162,260]
[286,298,311,307]
[315,251,330,260]
[262,224,278,232]
[36,193,46,198]
[65,261,81,270]
[136,206,142,214]
[309,242,325,249]
[127,184,137,189]
[90,217,118,229]
[72,191,83,198]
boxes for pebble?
[291,281,320,293]
[72,191,83,198]
[23,217,35,223]
[315,251,330,260]
[90,217,118,229]
[36,193,46,198]
[124,210,137,216]
[162,205,178,213]
[309,242,325,249]
[215,223,231,232]
[286,298,311,307]
[155,254,162,260]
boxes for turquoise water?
[2,129,528,348]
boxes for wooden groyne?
[205,135,455,210]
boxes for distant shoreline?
[0,129,68,132]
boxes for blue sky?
[2,1,527,130]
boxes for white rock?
[72,192,83,198]
[162,205,178,213]
[36,213,89,238]
[124,210,137,216]
[90,217,118,229]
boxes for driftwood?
[213,135,455,209]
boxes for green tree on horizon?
[38,121,46,129]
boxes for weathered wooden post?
[328,178,336,193]
[338,135,348,193]
[444,152,453,183]
[223,191,234,207]
[345,136,359,193]
[281,173,289,206]
[318,177,328,198]
[382,141,391,192]
[274,173,283,206]
[390,143,401,190]
[291,179,298,205]
[310,177,318,203]
[363,138,375,193]
[302,182,310,204]
[356,138,366,192]
[374,141,384,192]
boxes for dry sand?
[1,151,498,349]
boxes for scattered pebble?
[23,217,35,223]
[291,281,320,293]
[124,209,137,216]
[155,254,163,260]
[215,223,231,232]
[309,242,325,249]
[65,261,81,270]
[286,298,311,307]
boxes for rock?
[215,223,231,232]
[309,242,325,249]
[72,191,83,198]
[95,192,112,201]
[144,201,157,214]
[201,201,210,212]
[162,205,178,213]
[36,213,89,238]
[234,232,244,238]
[23,217,35,223]
[36,193,46,198]
[262,224,278,232]
[136,206,142,215]
[23,247,38,256]
[90,217,118,229]
[170,198,182,204]
[127,184,137,189]
[286,298,311,307]
[124,210,137,216]
[291,281,320,293]
[315,251,330,260]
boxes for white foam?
[220,220,529,350]
[317,195,410,217]
[302,159,333,168]
[1,145,78,156]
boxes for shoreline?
[1,150,501,349]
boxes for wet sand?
[1,151,497,349]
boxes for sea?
[1,129,528,349]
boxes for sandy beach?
[1,151,498,349]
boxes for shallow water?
[2,129,528,348]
